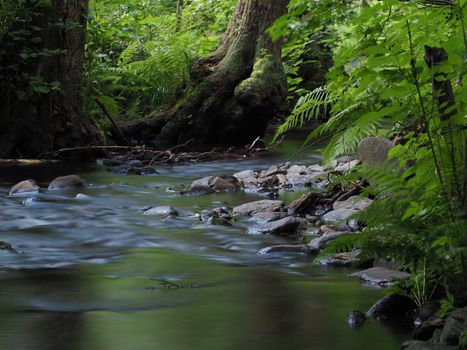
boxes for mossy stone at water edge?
[401,341,457,350]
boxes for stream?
[0,141,409,350]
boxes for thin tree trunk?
[0,0,100,158]
[176,0,183,31]
[424,45,457,120]
[123,0,289,147]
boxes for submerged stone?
[351,267,410,286]
[258,244,309,254]
[142,206,178,216]
[346,310,367,328]
[48,175,86,190]
[9,179,40,196]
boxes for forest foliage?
[84,0,235,125]
[274,0,467,306]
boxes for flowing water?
[0,142,409,350]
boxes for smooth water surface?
[0,147,408,350]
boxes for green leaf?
[97,95,119,117]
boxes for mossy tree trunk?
[124,0,289,147]
[0,0,99,158]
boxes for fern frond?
[273,86,334,142]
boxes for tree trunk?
[0,0,100,158]
[124,0,289,147]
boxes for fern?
[273,86,333,142]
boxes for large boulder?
[439,307,467,346]
[367,294,415,321]
[358,136,393,164]
[48,175,86,190]
[351,267,410,286]
[247,217,307,236]
[232,200,284,216]
[9,179,40,196]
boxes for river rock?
[247,216,307,236]
[250,211,288,223]
[232,200,284,216]
[319,225,339,233]
[207,207,231,218]
[308,231,355,252]
[308,164,324,173]
[358,136,393,164]
[190,176,240,193]
[334,159,361,173]
[401,341,457,350]
[286,173,312,187]
[48,175,86,190]
[322,209,358,223]
[233,170,258,187]
[206,207,233,225]
[210,176,239,191]
[333,196,373,211]
[439,306,467,346]
[190,176,213,193]
[142,206,178,216]
[346,310,367,328]
[367,294,416,321]
[0,241,14,251]
[287,192,320,216]
[9,179,40,196]
[414,316,445,341]
[258,244,309,254]
[233,169,256,181]
[260,165,283,178]
[351,267,410,286]
[75,193,91,200]
[317,250,361,266]
[287,165,309,174]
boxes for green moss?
[234,51,280,101]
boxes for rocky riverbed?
[3,136,466,350]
